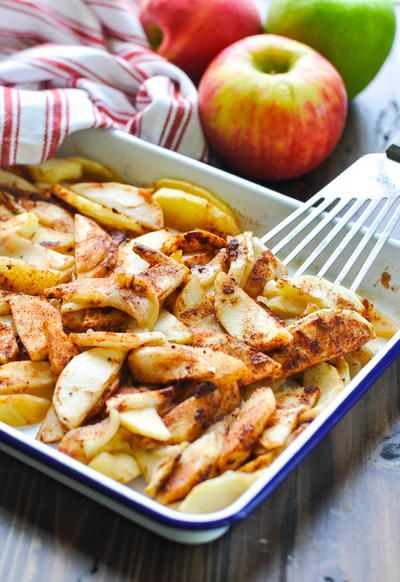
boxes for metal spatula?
[260,133,400,291]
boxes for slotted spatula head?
[261,141,400,292]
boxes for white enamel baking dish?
[0,129,399,544]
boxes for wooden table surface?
[1,6,400,582]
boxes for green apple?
[266,0,396,99]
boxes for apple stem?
[145,24,163,51]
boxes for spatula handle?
[386,130,400,162]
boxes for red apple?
[139,0,261,83]
[199,34,348,181]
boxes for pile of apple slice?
[0,157,396,514]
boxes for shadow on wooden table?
[0,362,398,582]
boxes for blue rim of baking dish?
[0,335,399,531]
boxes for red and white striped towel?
[0,0,208,166]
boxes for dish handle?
[386,130,400,163]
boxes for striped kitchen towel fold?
[0,0,208,166]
